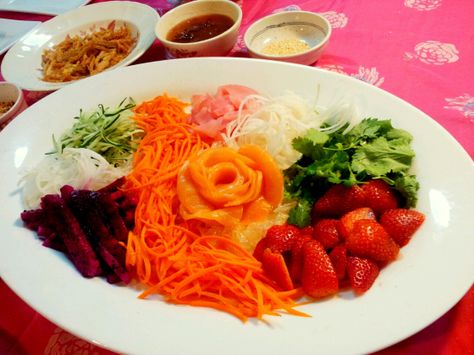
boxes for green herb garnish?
[285,118,419,227]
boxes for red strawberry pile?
[254,179,425,297]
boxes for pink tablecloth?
[1,0,473,354]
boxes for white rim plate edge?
[0,0,92,16]
[0,1,159,91]
[0,19,41,56]
[0,58,473,355]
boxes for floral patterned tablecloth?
[0,0,473,354]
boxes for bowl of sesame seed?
[244,11,331,65]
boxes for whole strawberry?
[313,219,341,249]
[301,240,338,298]
[347,256,380,294]
[253,224,301,260]
[312,184,366,218]
[380,209,425,246]
[346,219,399,262]
[361,180,398,215]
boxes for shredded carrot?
[123,94,305,321]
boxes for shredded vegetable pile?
[19,84,422,322]
[123,95,305,320]
[52,98,142,166]
[20,147,128,209]
[223,91,359,169]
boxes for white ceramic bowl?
[0,82,27,128]
[155,0,242,58]
[244,11,331,65]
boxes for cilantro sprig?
[285,118,419,227]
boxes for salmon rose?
[177,144,283,226]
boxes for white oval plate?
[0,1,159,91]
[0,58,473,355]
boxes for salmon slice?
[238,145,284,207]
[177,144,283,227]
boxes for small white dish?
[1,1,159,91]
[0,0,91,16]
[0,82,27,128]
[0,19,40,56]
[155,0,242,58]
[245,11,331,65]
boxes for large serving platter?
[0,58,472,355]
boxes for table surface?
[0,0,473,354]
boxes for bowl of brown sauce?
[155,0,242,58]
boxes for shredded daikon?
[20,147,129,209]
[222,90,360,169]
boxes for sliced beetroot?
[95,192,129,242]
[98,176,126,193]
[20,209,44,231]
[96,242,131,284]
[20,178,134,284]
[67,190,130,284]
[41,194,102,278]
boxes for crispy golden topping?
[41,21,137,83]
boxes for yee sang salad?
[19,84,425,321]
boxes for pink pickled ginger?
[190,85,260,138]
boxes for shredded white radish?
[20,147,129,209]
[222,90,360,169]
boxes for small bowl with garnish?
[244,11,332,65]
[0,82,27,129]
[155,0,242,58]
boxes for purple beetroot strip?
[20,178,135,284]
[21,199,66,252]
[67,189,131,284]
[98,176,126,193]
[40,194,102,278]
[94,192,129,243]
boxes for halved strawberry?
[312,185,346,218]
[329,244,347,281]
[261,248,294,291]
[301,240,338,298]
[338,207,376,240]
[380,209,425,246]
[361,180,398,215]
[313,185,366,218]
[288,234,312,283]
[347,256,380,294]
[313,219,341,249]
[253,224,301,260]
[346,219,399,262]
